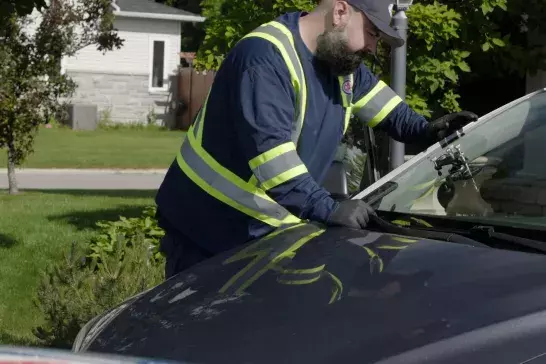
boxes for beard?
[315,27,367,76]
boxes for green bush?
[88,206,165,264]
[344,150,367,195]
[33,208,166,349]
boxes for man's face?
[316,1,381,76]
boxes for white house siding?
[63,16,182,126]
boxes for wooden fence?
[176,67,216,130]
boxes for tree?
[155,0,207,52]
[194,0,315,71]
[0,0,47,22]
[0,0,124,194]
[192,0,518,116]
[192,0,546,178]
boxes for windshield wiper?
[469,225,546,254]
[368,214,488,249]
[370,215,546,254]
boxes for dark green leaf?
[492,38,506,47]
[444,69,458,82]
[457,61,471,72]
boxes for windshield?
[363,90,546,230]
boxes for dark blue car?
[72,89,546,364]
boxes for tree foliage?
[193,0,546,119]
[0,0,47,23]
[191,0,546,179]
[0,0,123,194]
[194,0,315,70]
[155,0,206,52]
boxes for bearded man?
[154,0,479,279]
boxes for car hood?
[85,223,546,364]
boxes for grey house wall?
[61,16,182,128]
[66,71,178,127]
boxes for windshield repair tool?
[439,129,465,149]
[432,144,479,192]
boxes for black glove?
[326,200,376,229]
[424,111,478,145]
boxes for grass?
[0,189,156,346]
[0,127,186,169]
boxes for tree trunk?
[7,146,18,195]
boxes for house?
[60,0,205,127]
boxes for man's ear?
[332,0,351,27]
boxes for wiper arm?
[470,225,546,254]
[370,213,546,254]
[368,215,488,249]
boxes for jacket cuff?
[305,196,339,224]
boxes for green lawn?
[0,189,156,346]
[0,127,185,169]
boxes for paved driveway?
[0,169,166,190]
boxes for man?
[155,0,478,279]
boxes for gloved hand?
[424,111,478,145]
[326,200,376,229]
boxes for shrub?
[344,149,367,195]
[88,206,165,264]
[33,209,166,349]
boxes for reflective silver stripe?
[251,23,305,146]
[354,85,400,125]
[251,149,304,184]
[180,139,292,221]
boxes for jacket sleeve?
[233,63,338,223]
[351,64,429,144]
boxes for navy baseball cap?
[347,0,404,47]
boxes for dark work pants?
[159,229,214,280]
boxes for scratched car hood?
[84,223,546,364]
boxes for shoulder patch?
[342,79,353,94]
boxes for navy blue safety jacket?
[155,11,429,255]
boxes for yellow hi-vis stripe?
[338,74,354,134]
[266,21,308,140]
[261,165,308,190]
[248,142,307,191]
[242,32,301,103]
[243,21,307,146]
[343,106,352,134]
[351,80,403,128]
[352,81,386,111]
[368,96,402,128]
[177,130,301,227]
[249,142,296,170]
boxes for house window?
[152,41,165,88]
[149,38,168,92]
